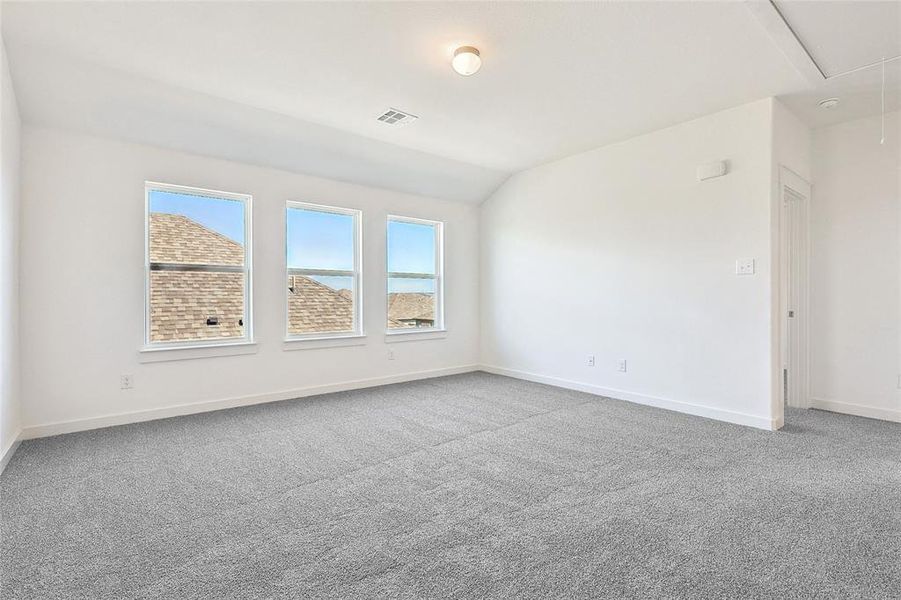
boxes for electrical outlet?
[617,359,627,373]
[387,349,395,361]
[735,258,755,275]
[120,374,134,390]
[587,355,595,367]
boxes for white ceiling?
[774,0,899,77]
[769,0,901,129]
[1,1,898,203]
[778,56,900,130]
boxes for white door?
[781,168,810,409]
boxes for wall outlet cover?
[735,258,755,275]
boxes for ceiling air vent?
[377,108,419,126]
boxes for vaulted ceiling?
[2,1,898,203]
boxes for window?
[387,216,443,331]
[286,202,362,338]
[145,182,252,347]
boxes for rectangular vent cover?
[377,108,419,126]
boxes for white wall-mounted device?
[697,160,728,182]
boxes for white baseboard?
[1,431,22,474]
[480,364,778,431]
[20,364,479,440]
[809,398,901,423]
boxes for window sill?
[283,334,367,351]
[384,329,447,343]
[138,341,258,363]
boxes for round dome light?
[452,46,482,76]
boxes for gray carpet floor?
[1,372,899,599]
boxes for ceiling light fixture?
[818,98,839,110]
[452,46,481,76]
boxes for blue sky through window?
[149,190,245,244]
[388,277,436,294]
[388,220,437,294]
[388,220,435,274]
[287,208,354,271]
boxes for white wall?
[480,99,780,429]
[1,37,22,465]
[19,126,480,434]
[809,111,901,422]
[772,100,812,182]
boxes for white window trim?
[386,215,445,334]
[139,341,258,363]
[283,334,367,351]
[384,329,447,343]
[143,181,254,353]
[285,201,363,342]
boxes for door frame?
[779,166,811,410]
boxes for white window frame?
[386,215,445,334]
[143,181,253,351]
[285,201,363,341]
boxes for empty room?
[1,1,899,598]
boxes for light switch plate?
[735,258,755,275]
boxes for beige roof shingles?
[150,270,245,341]
[288,275,353,334]
[149,213,247,342]
[150,213,244,266]
[388,292,435,327]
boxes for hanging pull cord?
[880,57,886,145]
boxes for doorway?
[780,167,811,409]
